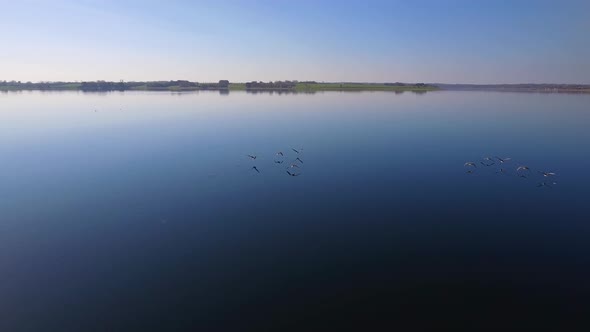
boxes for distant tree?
[243,80,296,90]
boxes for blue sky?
[1,0,589,83]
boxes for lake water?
[1,90,590,330]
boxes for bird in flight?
[481,157,495,166]
[495,157,512,163]
[539,171,556,177]
[295,157,304,164]
[274,151,285,165]
[289,164,300,168]
[292,148,301,154]
[286,170,299,177]
[464,162,477,173]
[252,166,260,173]
[537,181,557,188]
[247,155,257,160]
[516,165,531,178]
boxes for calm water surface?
[1,90,590,330]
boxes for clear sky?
[1,0,589,83]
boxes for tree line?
[0,80,230,91]
[245,81,297,89]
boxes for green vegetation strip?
[1,81,438,92]
[294,83,437,91]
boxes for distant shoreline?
[0,80,436,92]
[1,81,589,93]
[433,83,590,94]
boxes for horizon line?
[2,79,590,86]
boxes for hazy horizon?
[2,79,590,86]
[2,0,589,84]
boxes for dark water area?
[1,90,590,330]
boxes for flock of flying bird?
[244,152,557,185]
[464,156,557,188]
[247,148,304,177]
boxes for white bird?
[464,162,477,173]
[495,157,512,163]
[481,157,495,166]
[516,165,531,178]
[539,171,556,177]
